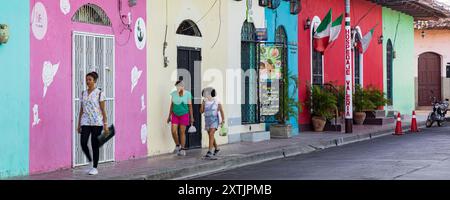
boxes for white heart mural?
[42,61,60,97]
[31,2,48,40]
[141,124,147,144]
[141,95,146,112]
[60,0,71,15]
[32,104,41,127]
[131,66,142,93]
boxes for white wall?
[147,0,267,156]
[225,0,266,135]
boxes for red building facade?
[297,0,384,129]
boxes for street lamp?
[378,35,383,44]
[304,17,311,30]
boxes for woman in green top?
[166,80,194,156]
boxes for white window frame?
[354,26,364,87]
[72,31,116,167]
[310,16,324,85]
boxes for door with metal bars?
[72,32,115,167]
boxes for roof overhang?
[368,0,450,20]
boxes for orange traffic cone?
[394,113,403,135]
[410,111,419,133]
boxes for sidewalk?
[14,114,428,180]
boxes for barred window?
[176,20,202,37]
[72,4,111,26]
[354,52,361,86]
[386,39,394,105]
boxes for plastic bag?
[188,125,197,133]
[219,123,228,136]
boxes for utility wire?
[393,13,401,48]
[211,0,222,48]
[178,0,219,33]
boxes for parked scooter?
[426,93,449,127]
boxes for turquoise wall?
[382,8,415,115]
[265,2,299,133]
[0,2,30,178]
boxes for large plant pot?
[354,112,367,125]
[312,116,326,132]
[270,124,292,139]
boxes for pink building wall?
[414,29,450,106]
[29,0,147,174]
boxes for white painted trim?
[176,35,202,49]
[355,26,364,87]
[72,32,76,167]
[72,31,116,167]
[310,16,324,85]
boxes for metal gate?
[72,32,115,167]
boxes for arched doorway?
[386,39,393,105]
[418,52,442,106]
[275,26,288,122]
[72,4,115,167]
[176,19,202,149]
[241,20,258,124]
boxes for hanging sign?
[256,28,268,41]
[259,44,283,116]
[344,15,353,119]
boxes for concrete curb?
[119,121,427,180]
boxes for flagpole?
[344,0,353,133]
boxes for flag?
[313,9,332,52]
[329,14,343,43]
[357,28,375,54]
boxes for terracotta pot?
[354,112,367,125]
[312,116,326,132]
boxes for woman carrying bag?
[77,72,109,175]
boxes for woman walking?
[200,87,224,160]
[77,72,109,175]
[167,80,194,156]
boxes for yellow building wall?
[147,0,267,156]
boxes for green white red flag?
[313,9,343,52]
[356,28,375,54]
[313,9,332,52]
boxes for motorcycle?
[426,95,449,128]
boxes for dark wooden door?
[418,52,441,106]
[177,47,202,149]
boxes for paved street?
[195,125,450,180]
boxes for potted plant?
[270,70,302,139]
[306,85,337,132]
[353,85,375,125]
[365,85,390,118]
[335,85,346,116]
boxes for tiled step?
[228,131,271,143]
[363,117,396,125]
[365,110,386,118]
[241,131,270,142]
